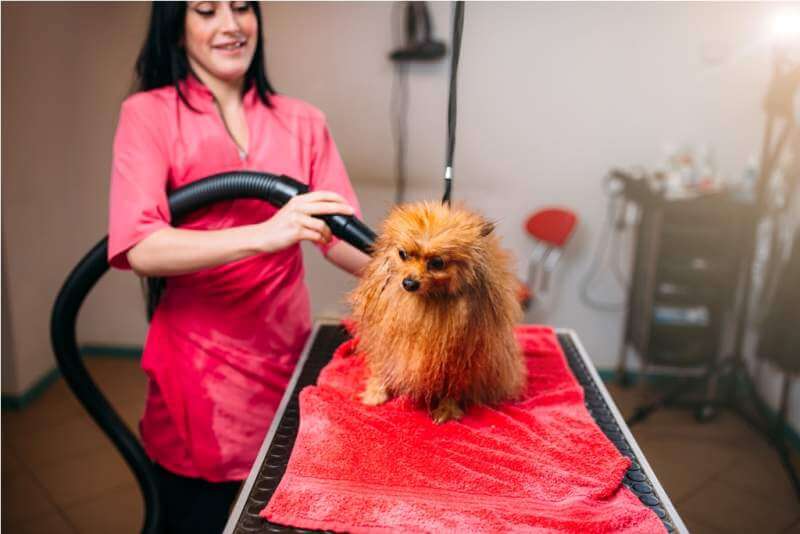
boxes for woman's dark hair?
[135,1,275,109]
[135,1,276,320]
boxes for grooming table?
[224,321,688,534]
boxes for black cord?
[579,184,629,312]
[442,1,464,206]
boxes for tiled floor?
[2,357,800,533]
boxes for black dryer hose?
[50,171,376,534]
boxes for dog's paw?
[360,382,389,406]
[431,399,463,424]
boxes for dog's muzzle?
[402,277,420,292]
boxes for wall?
[2,2,797,431]
[2,238,17,393]
[1,2,151,394]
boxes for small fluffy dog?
[349,202,526,423]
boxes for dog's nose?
[402,277,420,292]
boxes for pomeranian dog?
[349,201,526,423]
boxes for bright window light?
[773,12,800,39]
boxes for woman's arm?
[324,240,371,277]
[128,225,264,277]
[127,191,354,277]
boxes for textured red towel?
[261,325,665,533]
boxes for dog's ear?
[480,221,495,237]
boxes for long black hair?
[134,1,276,319]
[135,1,275,108]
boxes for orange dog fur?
[349,201,526,423]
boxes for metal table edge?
[223,320,333,534]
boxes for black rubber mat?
[230,325,676,533]
[557,333,676,533]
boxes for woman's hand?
[255,191,355,253]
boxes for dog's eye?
[427,257,445,271]
[398,249,408,261]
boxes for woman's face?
[184,1,258,85]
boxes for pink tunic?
[108,76,361,482]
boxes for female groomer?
[108,2,370,532]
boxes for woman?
[108,2,370,532]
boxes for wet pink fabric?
[108,76,361,482]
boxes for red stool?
[524,208,578,302]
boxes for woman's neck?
[190,66,244,109]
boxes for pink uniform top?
[108,76,361,482]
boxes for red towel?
[262,325,665,533]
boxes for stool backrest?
[524,208,578,248]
